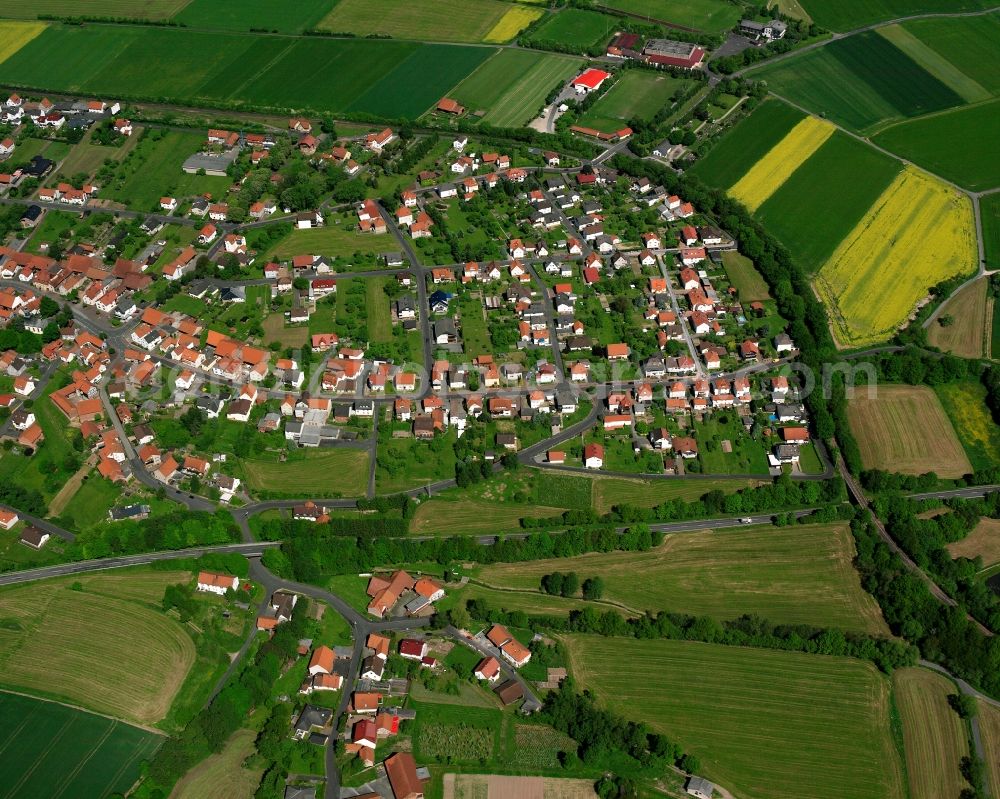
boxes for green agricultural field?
[982,193,1000,271]
[755,131,902,271]
[451,49,582,127]
[600,0,740,33]
[592,476,760,514]
[935,381,1000,471]
[173,0,335,33]
[366,277,392,343]
[565,636,906,799]
[265,221,391,261]
[317,0,512,42]
[409,497,566,535]
[241,449,369,497]
[526,8,617,48]
[688,98,804,187]
[0,0,189,19]
[878,24,991,103]
[577,71,691,132]
[903,14,1000,96]
[721,251,770,301]
[873,100,1000,192]
[798,0,991,33]
[0,692,162,799]
[750,32,965,133]
[478,523,888,632]
[412,700,503,764]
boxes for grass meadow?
[927,277,990,359]
[754,130,901,272]
[848,385,972,477]
[265,220,391,261]
[476,523,888,632]
[170,728,263,799]
[0,692,162,799]
[720,252,770,302]
[947,518,1000,571]
[877,24,991,103]
[600,0,740,32]
[892,667,970,799]
[564,636,906,799]
[982,193,1000,270]
[526,8,617,48]
[903,14,1000,96]
[241,449,369,497]
[980,698,1000,798]
[591,475,761,514]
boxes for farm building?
[572,68,612,93]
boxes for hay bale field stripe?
[815,166,976,346]
[877,24,991,103]
[0,21,47,66]
[728,116,834,212]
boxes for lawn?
[721,251,770,301]
[848,384,972,478]
[57,472,122,531]
[935,381,1000,471]
[946,518,1000,569]
[799,0,991,33]
[241,449,369,497]
[265,221,391,262]
[375,436,457,494]
[600,0,741,33]
[526,8,617,48]
[814,167,976,346]
[927,277,990,358]
[695,414,769,474]
[173,0,335,33]
[577,71,691,132]
[892,667,970,799]
[317,0,515,43]
[564,636,905,799]
[0,571,195,725]
[477,523,887,632]
[873,100,1000,192]
[754,130,902,272]
[1,0,188,18]
[458,292,490,355]
[450,49,583,127]
[0,692,162,799]
[750,32,965,134]
[171,728,263,799]
[688,98,804,188]
[983,192,1000,271]
[591,475,761,514]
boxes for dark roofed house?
[108,504,151,522]
[292,704,333,742]
[494,679,525,706]
[20,526,49,549]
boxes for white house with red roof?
[572,68,612,93]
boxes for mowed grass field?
[241,449,369,496]
[318,0,526,43]
[751,32,965,133]
[946,517,1000,569]
[0,571,195,725]
[873,100,1000,191]
[848,384,972,477]
[728,116,835,212]
[451,49,582,127]
[799,0,991,32]
[927,277,990,358]
[0,21,47,64]
[173,0,334,33]
[0,692,162,799]
[577,71,691,132]
[409,498,566,535]
[902,14,1000,96]
[265,223,391,261]
[600,0,740,32]
[591,475,762,514]
[754,130,901,272]
[564,636,906,799]
[892,667,970,799]
[722,252,770,301]
[170,728,262,799]
[0,0,188,19]
[688,99,804,187]
[526,8,616,48]
[477,523,888,632]
[814,167,976,347]
[935,381,1000,471]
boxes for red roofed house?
[399,638,429,661]
[385,752,426,799]
[584,443,604,469]
[308,645,336,676]
[196,571,239,595]
[474,656,501,683]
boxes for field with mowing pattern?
[242,449,369,496]
[728,116,834,212]
[0,21,47,64]
[755,131,901,272]
[1,0,187,19]
[591,475,761,514]
[980,699,1000,799]
[927,278,990,358]
[477,524,888,632]
[600,0,741,32]
[892,667,970,799]
[526,8,616,48]
[797,0,991,34]
[873,100,1000,191]
[0,571,195,725]
[903,14,1000,96]
[935,381,1000,471]
[577,71,692,132]
[317,0,518,43]
[688,99,804,187]
[0,692,162,799]
[564,636,906,799]
[848,384,972,478]
[983,193,1000,271]
[750,32,965,133]
[815,167,976,346]
[946,518,1000,569]
[451,49,582,127]
[174,0,334,32]
[170,728,262,799]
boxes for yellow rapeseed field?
[0,21,47,65]
[483,6,543,42]
[729,116,834,211]
[815,167,976,347]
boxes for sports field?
[577,71,691,132]
[600,0,741,32]
[242,449,369,496]
[1,0,188,19]
[935,381,1000,471]
[0,571,195,725]
[814,167,976,347]
[526,8,616,48]
[751,32,965,133]
[0,692,162,799]
[688,99,804,187]
[171,728,262,799]
[451,49,582,127]
[173,0,334,32]
[892,667,970,799]
[848,384,972,477]
[0,21,47,64]
[721,251,770,301]
[317,0,524,43]
[564,636,906,799]
[927,278,990,358]
[946,518,1000,569]
[873,100,1000,191]
[478,523,887,632]
[728,116,834,212]
[755,131,901,272]
[797,0,991,34]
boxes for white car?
[740,517,753,524]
